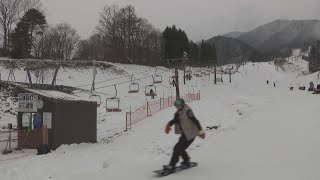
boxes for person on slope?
[163,98,205,173]
[150,89,155,99]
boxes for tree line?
[1,3,217,66]
[75,5,162,65]
[0,0,80,60]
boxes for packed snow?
[0,57,320,180]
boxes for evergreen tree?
[199,40,217,65]
[188,41,199,63]
[309,40,320,73]
[11,8,46,58]
[162,25,189,59]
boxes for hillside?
[237,19,320,56]
[222,31,244,38]
[206,36,262,63]
[0,57,320,180]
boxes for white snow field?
[0,57,320,180]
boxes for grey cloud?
[42,0,320,41]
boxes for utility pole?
[91,60,97,92]
[183,66,186,85]
[167,52,188,99]
[229,69,232,83]
[214,61,217,84]
[175,68,180,99]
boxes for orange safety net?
[126,92,200,130]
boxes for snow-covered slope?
[1,58,320,180]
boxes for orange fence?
[126,92,200,130]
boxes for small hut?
[17,88,97,150]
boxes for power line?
[73,69,171,95]
[75,68,159,88]
[94,69,171,90]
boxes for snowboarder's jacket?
[168,105,202,140]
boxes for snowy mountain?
[237,19,320,56]
[206,36,262,63]
[222,31,244,38]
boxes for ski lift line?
[75,69,170,88]
[92,69,171,90]
[75,69,152,87]
[94,74,152,90]
[75,71,146,88]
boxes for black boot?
[163,165,176,173]
[180,159,191,168]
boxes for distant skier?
[266,80,269,84]
[150,89,155,99]
[163,98,205,173]
[172,79,176,87]
[274,82,276,87]
[308,82,315,91]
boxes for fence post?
[129,106,132,129]
[147,101,151,117]
[9,128,12,149]
[126,112,129,130]
[126,112,128,131]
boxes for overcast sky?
[41,0,320,41]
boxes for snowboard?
[153,162,198,177]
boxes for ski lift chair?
[145,84,157,96]
[106,85,121,112]
[153,75,162,84]
[128,75,139,93]
[128,83,139,93]
[195,72,202,77]
[169,76,176,85]
[314,84,320,94]
[186,70,192,76]
[89,94,101,107]
[106,98,121,112]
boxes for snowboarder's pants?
[169,134,195,166]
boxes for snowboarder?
[163,98,205,173]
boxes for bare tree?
[42,23,80,60]
[74,33,105,60]
[96,4,162,64]
[0,0,41,50]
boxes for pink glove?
[199,130,205,139]
[165,124,171,134]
